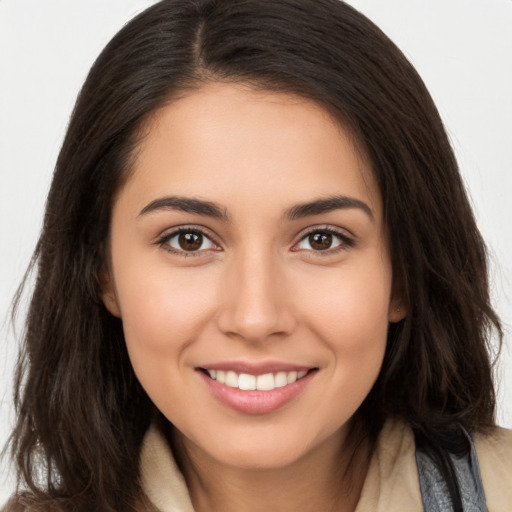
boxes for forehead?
[116,82,381,220]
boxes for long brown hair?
[7,0,502,510]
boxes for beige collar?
[139,424,195,512]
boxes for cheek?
[296,253,392,361]
[304,261,391,410]
[113,260,220,364]
[113,263,223,419]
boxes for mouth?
[197,365,318,414]
[200,368,313,391]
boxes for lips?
[198,363,318,414]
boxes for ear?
[388,297,407,323]
[99,268,122,318]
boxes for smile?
[204,369,309,391]
[198,365,318,414]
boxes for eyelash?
[155,227,220,258]
[293,226,355,255]
[155,226,355,257]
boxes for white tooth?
[238,373,256,390]
[225,371,238,388]
[297,370,307,379]
[274,372,288,388]
[287,371,298,384]
[216,370,226,384]
[209,369,217,379]
[256,373,275,391]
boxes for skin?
[102,82,405,512]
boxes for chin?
[181,419,343,472]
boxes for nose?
[216,250,297,343]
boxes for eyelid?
[155,225,222,256]
[291,225,355,253]
[154,224,355,257]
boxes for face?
[103,83,405,470]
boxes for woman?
[4,0,511,511]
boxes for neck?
[171,423,371,512]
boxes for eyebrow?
[284,195,374,222]
[138,194,374,222]
[138,196,229,220]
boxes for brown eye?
[178,232,203,251]
[308,232,333,250]
[296,229,349,252]
[166,230,217,252]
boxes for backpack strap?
[415,425,488,512]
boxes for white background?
[1,0,511,502]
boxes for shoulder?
[473,426,512,511]
[356,418,423,511]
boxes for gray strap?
[416,427,488,512]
